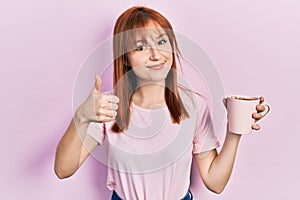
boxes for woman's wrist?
[226,122,242,138]
[74,106,88,126]
[219,127,242,155]
[72,107,91,139]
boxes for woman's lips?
[146,63,164,70]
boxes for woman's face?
[127,22,173,85]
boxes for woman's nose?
[149,47,161,61]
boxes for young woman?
[54,6,266,200]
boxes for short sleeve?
[193,97,220,154]
[86,122,106,145]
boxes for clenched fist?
[75,75,119,124]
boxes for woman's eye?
[135,45,147,51]
[157,39,167,45]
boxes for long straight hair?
[111,6,189,133]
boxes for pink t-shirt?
[87,90,220,200]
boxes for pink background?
[1,0,298,199]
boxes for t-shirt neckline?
[131,102,168,112]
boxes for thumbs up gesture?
[75,75,119,124]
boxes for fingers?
[252,96,266,131]
[89,105,117,122]
[93,105,118,122]
[96,105,118,122]
[78,76,119,123]
[105,94,120,104]
[95,113,116,122]
[253,96,266,120]
[94,93,119,122]
[103,102,119,110]
[96,108,117,119]
[256,104,265,112]
[251,123,260,130]
[252,112,263,121]
[90,75,120,122]
[95,93,119,103]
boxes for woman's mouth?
[146,63,164,70]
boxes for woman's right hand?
[75,75,119,125]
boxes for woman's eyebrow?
[154,33,167,39]
[134,33,167,44]
[135,39,147,44]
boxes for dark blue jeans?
[111,189,193,200]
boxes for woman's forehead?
[131,27,167,41]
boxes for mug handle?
[256,104,271,122]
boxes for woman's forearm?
[210,132,241,192]
[54,110,96,179]
[197,131,241,194]
[54,76,116,179]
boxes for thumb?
[94,74,102,93]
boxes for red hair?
[111,6,189,133]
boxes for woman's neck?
[132,81,166,109]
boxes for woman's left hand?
[251,97,266,130]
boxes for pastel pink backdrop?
[1,0,298,199]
